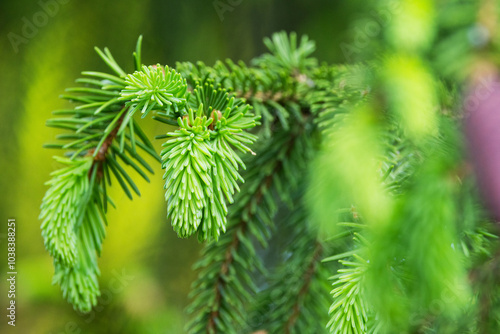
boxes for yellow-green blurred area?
[0,1,365,333]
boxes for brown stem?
[235,90,288,102]
[209,110,222,130]
[206,175,274,333]
[206,131,301,333]
[87,110,126,180]
[284,242,323,334]
[233,71,310,104]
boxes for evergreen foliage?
[249,209,331,334]
[40,1,500,332]
[40,157,107,312]
[120,64,188,118]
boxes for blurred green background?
[0,1,365,333]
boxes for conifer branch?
[206,134,298,333]
[284,241,324,334]
[205,175,272,333]
[35,5,500,333]
[187,120,314,333]
[248,205,330,334]
[87,106,126,179]
[42,33,317,314]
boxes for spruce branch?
[161,105,215,239]
[34,5,500,333]
[119,64,188,118]
[40,157,107,312]
[314,213,374,334]
[187,122,314,333]
[284,242,325,334]
[42,35,265,311]
[327,253,370,334]
[176,32,319,139]
[254,31,317,73]
[250,207,330,334]
[160,82,259,241]
[52,179,107,312]
[40,157,93,267]
[41,40,162,312]
[41,31,378,331]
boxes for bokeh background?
[0,1,366,333]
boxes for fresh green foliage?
[40,157,92,267]
[51,180,107,313]
[41,3,500,332]
[120,64,188,118]
[161,105,215,239]
[322,223,372,334]
[184,31,330,333]
[160,82,259,240]
[254,31,317,72]
[40,35,258,312]
[249,209,331,334]
[40,157,107,312]
[328,255,370,334]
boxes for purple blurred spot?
[465,77,500,221]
